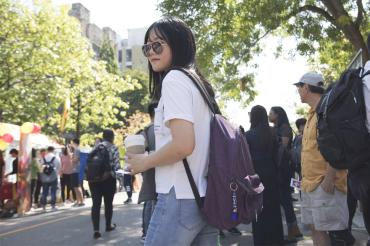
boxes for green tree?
[121,69,150,120]
[0,0,131,138]
[99,38,120,75]
[159,0,370,104]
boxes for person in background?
[0,151,4,188]
[0,150,4,208]
[246,105,284,245]
[291,118,307,180]
[70,138,84,207]
[295,71,350,246]
[4,149,18,181]
[138,102,158,242]
[33,148,46,208]
[269,106,302,241]
[88,129,120,239]
[30,148,40,208]
[94,137,102,147]
[60,147,76,204]
[40,146,60,211]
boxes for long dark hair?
[144,17,197,101]
[250,105,273,151]
[271,106,290,128]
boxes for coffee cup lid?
[124,134,145,147]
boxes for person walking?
[88,129,120,239]
[246,105,284,245]
[127,17,218,246]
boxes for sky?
[25,0,309,129]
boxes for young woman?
[269,106,302,241]
[246,105,284,245]
[127,17,218,245]
[59,147,76,203]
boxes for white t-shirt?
[154,70,212,199]
[363,61,370,133]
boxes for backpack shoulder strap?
[183,158,203,209]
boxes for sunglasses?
[142,41,167,57]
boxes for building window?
[126,49,132,62]
[118,50,122,63]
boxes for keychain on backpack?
[230,182,238,221]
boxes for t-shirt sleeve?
[162,71,194,125]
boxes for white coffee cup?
[124,135,145,154]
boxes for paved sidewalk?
[2,190,369,245]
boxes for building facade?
[68,3,147,74]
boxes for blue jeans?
[41,180,57,207]
[142,200,156,236]
[144,187,218,246]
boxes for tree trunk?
[321,0,369,62]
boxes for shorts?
[70,173,80,188]
[301,185,348,231]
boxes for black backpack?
[316,68,370,171]
[43,157,55,175]
[86,144,111,183]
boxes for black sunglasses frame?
[142,42,165,57]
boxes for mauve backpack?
[169,67,264,230]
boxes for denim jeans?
[142,200,156,236]
[41,179,58,207]
[144,187,218,246]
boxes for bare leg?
[310,225,330,246]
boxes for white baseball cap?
[294,72,324,88]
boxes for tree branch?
[355,0,364,27]
[295,5,337,27]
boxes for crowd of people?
[1,16,370,246]
[0,139,88,212]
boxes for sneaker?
[228,227,242,236]
[77,203,85,207]
[51,206,58,212]
[219,230,226,238]
[124,198,132,205]
[93,231,101,239]
[42,206,46,212]
[106,223,116,232]
[329,229,355,246]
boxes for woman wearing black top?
[246,105,284,245]
[269,106,302,241]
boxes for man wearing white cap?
[294,72,349,246]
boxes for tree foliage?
[121,69,150,120]
[99,38,120,75]
[0,0,131,138]
[159,0,370,103]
